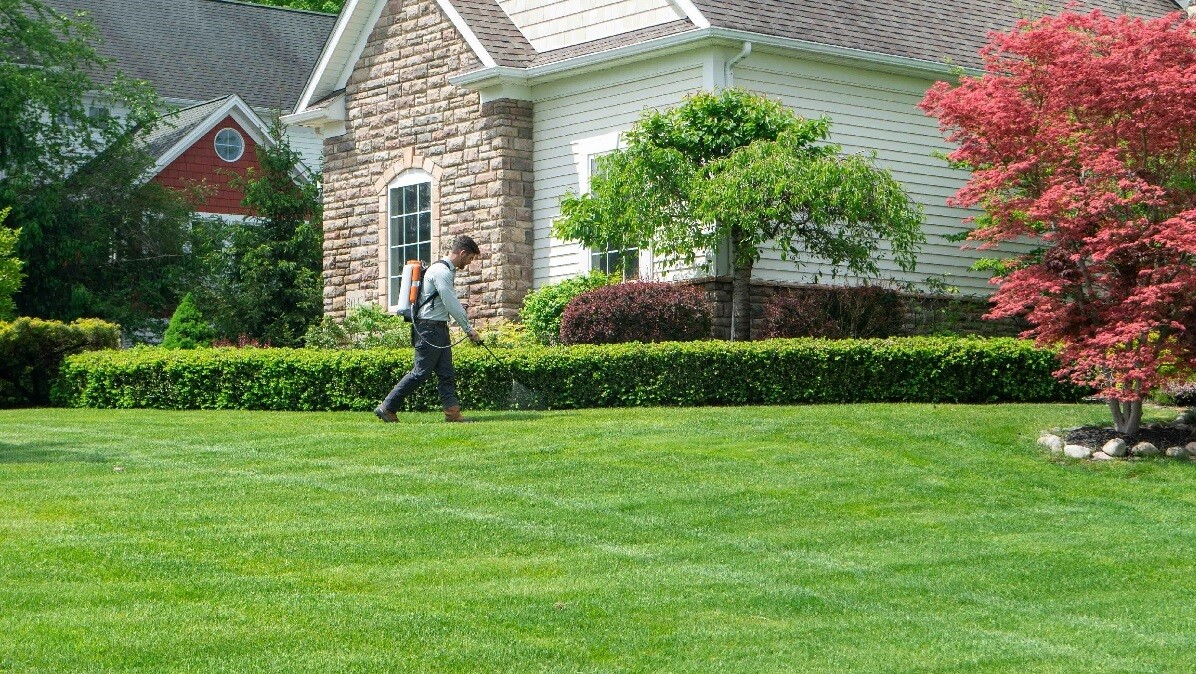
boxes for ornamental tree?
[554,89,924,341]
[920,9,1196,435]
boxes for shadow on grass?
[0,440,108,464]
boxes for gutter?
[449,27,974,92]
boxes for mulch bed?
[1065,423,1195,449]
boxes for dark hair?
[450,235,480,255]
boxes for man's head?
[446,235,481,270]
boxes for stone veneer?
[321,0,534,323]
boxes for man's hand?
[467,329,483,344]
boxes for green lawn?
[2,404,1195,673]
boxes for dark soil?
[1065,423,1195,449]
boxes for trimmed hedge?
[2,317,121,407]
[55,337,1084,411]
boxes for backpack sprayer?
[396,259,546,410]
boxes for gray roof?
[450,0,536,67]
[691,0,1182,70]
[139,96,233,162]
[45,0,336,110]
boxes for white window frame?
[213,128,245,162]
[386,169,434,311]
[572,132,652,279]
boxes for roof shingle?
[45,0,336,110]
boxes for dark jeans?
[380,321,458,412]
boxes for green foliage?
[0,207,21,320]
[198,118,323,347]
[238,0,342,12]
[160,293,213,349]
[519,271,613,344]
[2,0,198,336]
[1,317,119,407]
[55,337,1083,411]
[303,303,413,350]
[554,89,924,339]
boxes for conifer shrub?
[161,293,213,349]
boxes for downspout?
[724,41,752,88]
[724,41,751,341]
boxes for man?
[375,235,483,423]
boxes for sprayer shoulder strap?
[415,259,453,313]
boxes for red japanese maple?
[920,9,1196,434]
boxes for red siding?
[153,115,260,215]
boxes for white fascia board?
[334,0,388,91]
[295,0,370,114]
[147,95,273,179]
[450,27,975,95]
[433,0,498,69]
[669,0,710,28]
[281,95,346,127]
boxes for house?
[46,0,336,217]
[285,0,1180,334]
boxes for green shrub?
[303,304,412,349]
[0,207,22,322]
[520,271,613,344]
[55,336,1083,411]
[161,293,213,349]
[2,317,120,407]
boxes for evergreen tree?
[160,293,212,349]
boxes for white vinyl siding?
[532,53,705,286]
[283,124,325,172]
[733,53,1020,296]
[496,0,684,52]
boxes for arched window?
[387,169,433,308]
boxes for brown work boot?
[374,406,398,423]
[443,405,474,423]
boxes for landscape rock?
[1131,442,1160,457]
[1038,434,1065,454]
[1064,444,1093,459]
[1186,441,1196,453]
[1091,451,1113,461]
[1165,446,1189,459]
[1101,438,1128,457]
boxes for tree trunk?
[730,228,753,341]
[1108,398,1143,436]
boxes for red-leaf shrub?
[920,9,1196,433]
[759,286,904,339]
[560,282,711,345]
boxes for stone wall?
[681,277,1027,339]
[321,0,534,323]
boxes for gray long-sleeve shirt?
[416,258,472,332]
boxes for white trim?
[213,128,245,163]
[568,133,652,279]
[669,0,710,29]
[388,168,433,189]
[432,0,498,69]
[148,95,271,179]
[295,0,365,113]
[450,26,973,97]
[335,0,387,91]
[385,169,435,310]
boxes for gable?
[153,115,259,216]
[494,0,686,51]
